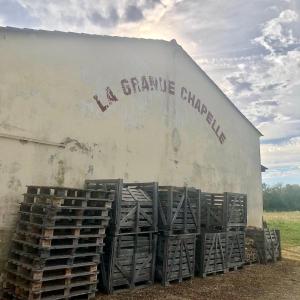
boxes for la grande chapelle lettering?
[120,76,226,145]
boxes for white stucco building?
[0,27,263,273]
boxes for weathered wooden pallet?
[24,186,113,210]
[8,248,102,269]
[13,230,105,248]
[10,241,103,258]
[6,261,97,281]
[1,290,96,300]
[6,262,98,283]
[11,238,104,258]
[157,186,201,234]
[17,220,107,232]
[18,211,110,228]
[5,270,98,292]
[15,225,106,240]
[3,280,97,300]
[201,192,247,231]
[23,195,112,210]
[99,232,157,294]
[19,211,109,221]
[27,185,104,198]
[20,202,110,218]
[85,180,158,234]
[156,233,196,286]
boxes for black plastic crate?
[156,233,196,286]
[157,186,200,234]
[85,179,158,234]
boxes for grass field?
[263,211,300,248]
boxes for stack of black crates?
[196,192,247,277]
[85,180,158,294]
[155,186,201,286]
[2,185,112,300]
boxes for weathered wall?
[0,28,263,273]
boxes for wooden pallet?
[201,192,247,231]
[18,211,110,228]
[15,223,106,239]
[156,233,196,286]
[17,220,108,232]
[1,290,96,300]
[20,202,110,218]
[5,270,98,292]
[13,230,105,248]
[8,247,102,268]
[85,180,158,234]
[157,186,200,234]
[6,261,98,281]
[25,186,113,209]
[3,280,97,300]
[99,232,157,293]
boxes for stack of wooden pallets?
[155,186,200,286]
[85,180,158,294]
[2,186,112,300]
[196,192,247,277]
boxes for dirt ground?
[96,256,300,300]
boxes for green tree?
[263,183,300,211]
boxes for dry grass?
[264,211,300,222]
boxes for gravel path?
[96,258,300,300]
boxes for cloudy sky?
[0,0,299,185]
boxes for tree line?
[263,183,300,211]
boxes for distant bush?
[263,183,300,211]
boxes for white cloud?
[212,9,300,139]
[15,0,174,37]
[261,137,300,168]
[197,7,300,184]
[261,137,300,184]
[253,9,299,53]
[0,0,300,184]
